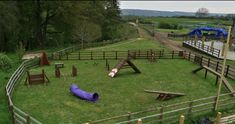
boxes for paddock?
[12,59,234,123]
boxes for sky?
[119,1,235,14]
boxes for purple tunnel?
[70,84,99,102]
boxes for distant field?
[144,17,232,27]
[141,17,232,35]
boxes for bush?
[0,53,13,71]
[16,42,25,61]
[158,22,180,30]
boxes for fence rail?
[6,48,235,124]
[5,58,42,124]
[51,38,125,60]
[184,51,235,80]
[86,92,235,124]
[52,49,235,80]
[183,40,221,58]
[52,50,184,60]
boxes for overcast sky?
[119,1,235,14]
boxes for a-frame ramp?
[193,66,235,97]
[144,90,185,100]
[108,58,141,78]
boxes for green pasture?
[0,53,21,124]
[13,59,231,123]
[11,38,235,123]
[86,38,168,51]
[144,17,232,27]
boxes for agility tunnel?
[70,84,99,102]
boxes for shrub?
[158,22,172,29]
[0,53,13,71]
[16,42,25,61]
[158,22,179,30]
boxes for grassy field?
[11,38,235,123]
[86,38,168,51]
[0,53,21,124]
[141,17,232,35]
[144,17,232,27]
[156,28,189,34]
[13,59,230,123]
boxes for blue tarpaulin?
[188,27,228,38]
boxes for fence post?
[215,112,221,124]
[172,51,174,59]
[207,58,210,67]
[26,115,30,124]
[216,61,219,72]
[91,51,93,60]
[137,119,142,124]
[225,65,230,77]
[213,96,218,111]
[187,101,193,118]
[218,50,221,58]
[103,51,105,60]
[159,106,164,124]
[128,112,132,124]
[188,52,191,61]
[179,115,184,124]
[200,56,203,66]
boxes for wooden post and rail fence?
[84,92,235,124]
[52,49,235,80]
[183,40,221,58]
[5,48,235,124]
[5,58,42,124]
[49,38,125,60]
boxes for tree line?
[0,1,137,52]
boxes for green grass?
[7,38,235,123]
[144,17,232,26]
[0,53,20,124]
[157,28,190,34]
[12,59,232,123]
[87,38,168,51]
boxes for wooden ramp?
[108,58,141,78]
[193,66,235,96]
[144,90,185,100]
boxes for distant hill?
[121,9,225,17]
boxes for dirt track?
[155,32,184,51]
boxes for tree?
[195,8,209,17]
[0,1,19,51]
[72,21,101,48]
[0,1,128,52]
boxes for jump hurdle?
[193,66,235,96]
[25,69,49,85]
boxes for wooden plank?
[203,66,221,76]
[192,66,203,73]
[144,90,185,96]
[222,78,235,97]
